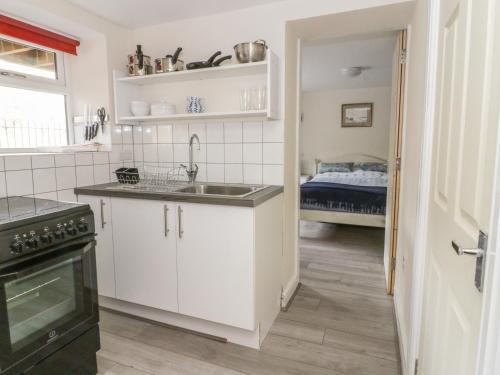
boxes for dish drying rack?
[114,164,188,191]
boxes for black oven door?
[0,236,98,374]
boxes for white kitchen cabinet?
[78,195,116,298]
[176,203,255,330]
[111,197,178,312]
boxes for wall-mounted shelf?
[113,50,280,124]
[119,110,267,123]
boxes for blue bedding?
[300,181,387,215]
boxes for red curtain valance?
[0,14,80,55]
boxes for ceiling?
[67,0,287,28]
[301,33,398,91]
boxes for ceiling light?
[341,67,363,77]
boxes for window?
[0,36,69,150]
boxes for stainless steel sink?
[174,184,267,197]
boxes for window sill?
[0,143,110,156]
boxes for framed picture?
[341,103,373,127]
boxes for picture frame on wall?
[341,103,373,127]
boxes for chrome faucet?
[181,134,200,183]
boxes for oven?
[0,235,98,374]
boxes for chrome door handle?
[451,241,484,257]
[178,206,184,238]
[100,199,106,229]
[164,205,169,237]
[451,231,488,292]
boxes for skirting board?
[281,274,300,309]
[99,296,261,349]
[300,209,385,228]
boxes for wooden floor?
[97,221,400,375]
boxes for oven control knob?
[40,233,53,244]
[66,226,77,236]
[77,222,88,233]
[10,237,24,254]
[27,237,38,248]
[54,224,65,239]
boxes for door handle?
[178,206,184,238]
[164,205,169,237]
[451,231,488,292]
[100,199,106,229]
[451,241,484,257]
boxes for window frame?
[0,34,73,154]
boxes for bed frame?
[300,154,387,228]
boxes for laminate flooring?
[97,221,401,375]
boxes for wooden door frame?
[387,30,408,295]
[406,0,500,374]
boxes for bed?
[300,155,388,228]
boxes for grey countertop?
[74,182,284,207]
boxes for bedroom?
[298,30,405,306]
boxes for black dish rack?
[114,167,140,184]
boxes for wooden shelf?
[116,61,268,86]
[119,110,268,123]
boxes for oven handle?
[0,238,95,283]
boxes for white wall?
[300,87,392,175]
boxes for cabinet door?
[77,195,116,298]
[111,198,178,312]
[176,203,254,329]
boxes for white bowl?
[151,101,176,116]
[130,101,150,116]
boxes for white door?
[78,195,116,298]
[176,202,255,330]
[111,197,178,312]
[418,0,500,374]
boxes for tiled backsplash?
[0,120,284,201]
[123,120,284,185]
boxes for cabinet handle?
[164,205,169,237]
[178,206,184,238]
[100,199,106,229]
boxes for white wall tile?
[32,155,55,169]
[243,164,263,184]
[173,144,189,163]
[143,144,158,162]
[206,123,224,143]
[35,191,58,200]
[94,164,110,184]
[207,144,224,163]
[109,145,122,163]
[92,152,109,164]
[243,143,262,164]
[224,144,242,163]
[5,155,31,170]
[173,124,189,143]
[158,144,174,163]
[121,145,134,162]
[243,121,263,143]
[263,165,284,185]
[224,122,242,143]
[263,121,284,142]
[56,167,76,190]
[189,123,206,143]
[0,172,6,197]
[58,189,77,203]
[122,125,133,144]
[192,144,206,163]
[263,143,284,164]
[142,125,158,143]
[55,154,75,167]
[109,163,123,181]
[133,144,144,162]
[206,164,224,182]
[224,164,243,183]
[6,170,33,196]
[111,125,123,144]
[196,163,207,181]
[33,168,56,194]
[75,152,93,166]
[133,126,143,144]
[76,165,94,187]
[0,157,4,171]
[157,124,173,143]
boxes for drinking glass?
[240,88,251,111]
